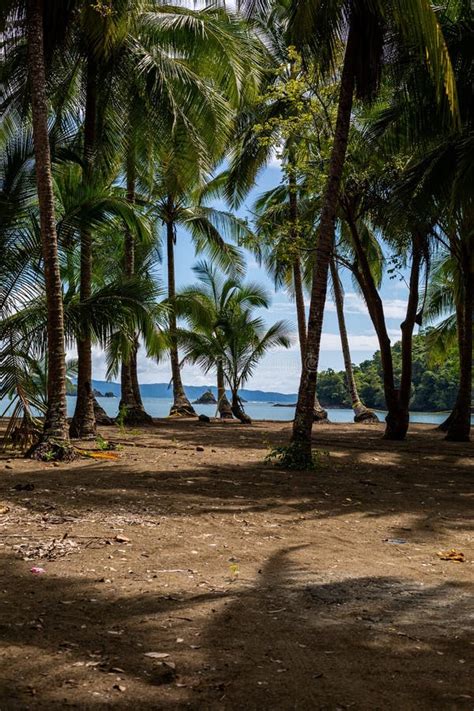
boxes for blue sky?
[90,163,412,393]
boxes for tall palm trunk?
[330,258,377,423]
[118,145,152,425]
[446,261,472,441]
[293,257,328,423]
[70,56,97,439]
[289,25,357,462]
[288,152,327,424]
[166,198,196,417]
[26,0,69,447]
[217,361,233,418]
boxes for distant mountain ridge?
[80,380,297,403]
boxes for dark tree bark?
[330,258,378,423]
[118,144,152,426]
[395,234,423,438]
[231,391,252,424]
[289,158,328,424]
[446,261,472,441]
[217,362,233,418]
[348,218,424,439]
[166,200,196,417]
[26,0,70,447]
[70,56,97,439]
[289,25,357,463]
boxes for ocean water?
[68,396,467,425]
[1,395,469,426]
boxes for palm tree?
[177,261,270,418]
[0,131,162,446]
[216,307,292,423]
[373,3,472,441]
[179,268,292,423]
[68,0,262,435]
[150,155,251,416]
[23,0,70,454]
[237,0,457,462]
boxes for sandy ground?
[0,419,472,710]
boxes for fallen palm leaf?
[437,549,465,562]
[75,449,120,460]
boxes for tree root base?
[26,440,77,462]
[69,420,96,440]
[313,409,329,424]
[169,403,197,417]
[445,431,471,442]
[121,407,154,426]
[354,410,379,423]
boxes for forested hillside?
[318,334,460,411]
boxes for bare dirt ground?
[0,419,472,710]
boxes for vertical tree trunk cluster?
[289,25,357,462]
[26,0,69,448]
[348,218,424,440]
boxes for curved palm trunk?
[119,147,152,426]
[289,25,357,463]
[26,0,70,450]
[330,258,378,423]
[70,56,97,439]
[217,361,233,418]
[166,203,196,417]
[231,391,252,424]
[446,263,472,441]
[397,234,423,436]
[349,220,423,439]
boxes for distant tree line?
[317,334,460,412]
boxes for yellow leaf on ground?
[436,549,465,562]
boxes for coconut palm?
[372,3,473,441]
[0,129,163,447]
[241,0,458,463]
[0,0,72,455]
[149,153,252,416]
[65,0,262,436]
[177,261,269,419]
[179,267,292,423]
[215,306,292,423]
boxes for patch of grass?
[265,442,329,471]
[116,405,127,434]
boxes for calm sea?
[67,396,468,425]
[1,395,469,425]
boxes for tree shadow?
[199,546,473,710]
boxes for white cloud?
[326,293,408,320]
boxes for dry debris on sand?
[0,420,472,710]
